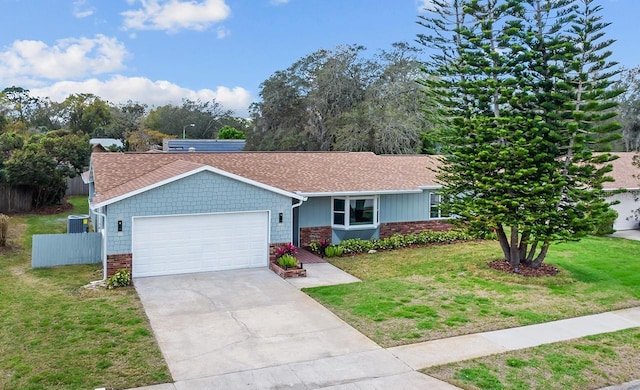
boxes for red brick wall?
[379,220,454,239]
[269,242,289,263]
[299,226,332,247]
[106,253,132,277]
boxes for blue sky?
[0,0,638,117]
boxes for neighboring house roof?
[163,139,246,152]
[90,152,441,206]
[90,138,124,149]
[604,152,639,190]
[81,171,91,184]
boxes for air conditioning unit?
[68,215,90,233]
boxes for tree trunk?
[524,240,538,266]
[530,242,550,268]
[518,230,530,264]
[509,226,520,268]
[496,225,511,261]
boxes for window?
[333,198,345,225]
[429,193,449,219]
[332,196,378,229]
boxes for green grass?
[304,237,640,347]
[0,197,170,390]
[423,328,640,389]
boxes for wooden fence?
[0,177,88,214]
[0,184,33,213]
[66,176,89,196]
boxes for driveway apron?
[134,268,456,388]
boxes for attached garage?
[609,191,640,231]
[132,211,269,277]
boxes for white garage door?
[610,192,639,231]
[132,211,269,277]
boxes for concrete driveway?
[610,229,640,241]
[134,268,457,389]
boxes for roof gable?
[91,158,304,207]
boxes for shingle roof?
[89,151,638,206]
[93,159,206,205]
[90,152,441,205]
[605,152,639,190]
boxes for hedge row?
[335,229,477,255]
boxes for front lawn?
[304,237,640,347]
[0,197,170,390]
[422,328,640,390]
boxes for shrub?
[593,208,617,236]
[324,245,343,258]
[308,239,331,256]
[0,213,9,247]
[337,238,373,254]
[106,269,131,289]
[335,229,478,256]
[308,241,320,254]
[277,254,298,269]
[275,243,297,259]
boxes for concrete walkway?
[388,307,640,369]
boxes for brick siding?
[106,253,132,277]
[269,242,289,263]
[299,226,332,247]
[379,220,454,238]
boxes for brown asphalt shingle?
[89,151,637,206]
[90,152,440,205]
[605,152,639,190]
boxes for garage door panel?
[132,211,269,277]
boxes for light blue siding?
[299,197,331,227]
[380,192,430,223]
[32,233,102,268]
[105,171,293,254]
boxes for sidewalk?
[388,307,640,369]
[131,306,640,390]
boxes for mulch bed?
[32,200,74,215]
[487,259,559,277]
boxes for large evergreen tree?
[419,0,621,269]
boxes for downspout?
[292,197,306,210]
[90,204,108,280]
[291,196,306,246]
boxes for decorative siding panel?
[32,233,102,268]
[299,197,331,227]
[380,192,429,223]
[332,228,379,243]
[105,171,292,254]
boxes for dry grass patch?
[0,197,171,390]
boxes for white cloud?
[122,0,231,33]
[216,26,230,39]
[270,0,290,5]
[0,35,128,82]
[31,76,253,116]
[73,0,95,18]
